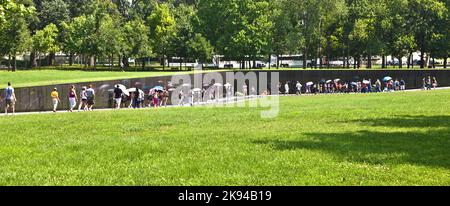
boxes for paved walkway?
[1,87,449,117]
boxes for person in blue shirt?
[2,82,16,115]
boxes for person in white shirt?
[296,81,302,95]
[285,82,290,95]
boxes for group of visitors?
[0,75,442,114]
[279,77,411,95]
[422,76,438,90]
[51,85,96,113]
[113,85,169,109]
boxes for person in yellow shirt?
[51,88,61,113]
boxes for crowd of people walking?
[277,76,434,95]
[0,75,442,115]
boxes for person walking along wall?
[51,88,61,113]
[2,82,16,115]
[68,85,78,112]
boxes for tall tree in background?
[0,0,34,71]
[32,23,60,67]
[147,1,176,69]
[408,0,447,68]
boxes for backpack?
[5,87,13,99]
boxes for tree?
[167,3,197,69]
[187,33,214,68]
[408,0,447,68]
[98,14,125,69]
[123,18,153,70]
[0,0,34,71]
[32,23,60,66]
[147,1,176,69]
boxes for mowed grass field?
[0,90,449,185]
[0,70,196,89]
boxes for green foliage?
[1,0,450,69]
[33,23,60,55]
[147,2,176,60]
[123,18,153,60]
[187,33,214,63]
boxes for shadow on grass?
[254,115,450,169]
[347,115,450,128]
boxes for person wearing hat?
[51,88,61,112]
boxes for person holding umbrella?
[135,88,142,108]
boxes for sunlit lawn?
[0,90,449,185]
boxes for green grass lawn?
[0,90,449,185]
[0,70,199,89]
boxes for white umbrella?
[128,88,143,93]
[127,88,137,92]
[224,83,232,87]
[334,79,341,83]
[326,80,332,84]
[214,83,223,87]
[363,80,370,84]
[192,88,202,92]
[306,82,314,86]
[114,84,129,96]
[181,83,191,87]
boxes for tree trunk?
[276,55,279,69]
[8,55,11,71]
[93,56,97,70]
[381,55,386,68]
[444,55,448,68]
[420,50,425,68]
[142,58,146,70]
[303,49,307,69]
[49,52,55,66]
[30,51,37,68]
[280,54,283,68]
[319,56,322,69]
[110,53,114,71]
[122,56,129,68]
[268,55,272,70]
[407,54,411,68]
[357,56,361,69]
[432,57,435,68]
[326,36,331,68]
[12,55,17,72]
[69,53,74,66]
[162,55,166,71]
[398,56,403,69]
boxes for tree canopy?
[0,0,449,70]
